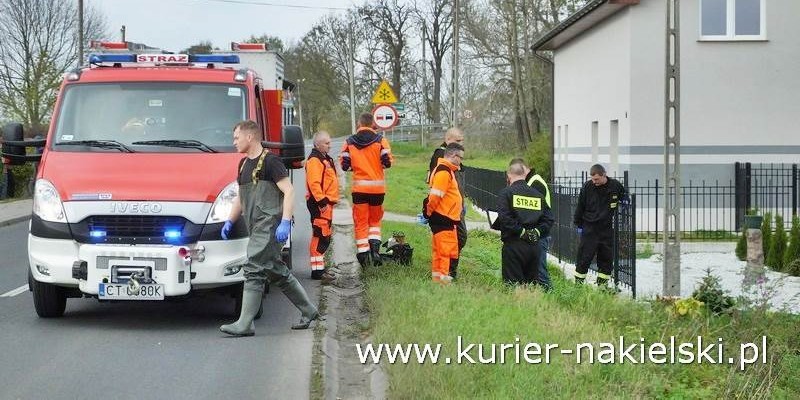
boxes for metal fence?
[462,166,637,295]
[554,163,800,240]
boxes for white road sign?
[372,104,399,130]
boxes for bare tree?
[461,0,588,147]
[415,0,453,124]
[0,0,108,132]
[359,0,413,100]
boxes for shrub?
[735,227,747,261]
[786,258,800,277]
[767,215,787,271]
[523,132,552,182]
[9,163,34,198]
[691,268,735,314]
[783,215,800,267]
[761,212,772,262]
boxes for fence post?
[631,194,637,299]
[793,164,798,217]
[613,202,619,290]
[745,162,752,214]
[655,179,659,242]
[735,162,741,231]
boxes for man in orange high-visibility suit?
[305,131,339,283]
[339,112,393,267]
[424,143,464,284]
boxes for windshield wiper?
[131,139,219,153]
[55,140,135,153]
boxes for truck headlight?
[207,181,238,223]
[33,179,67,223]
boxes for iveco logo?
[110,202,164,214]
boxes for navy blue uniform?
[492,180,554,284]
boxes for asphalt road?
[0,139,343,400]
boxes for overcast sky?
[90,0,356,53]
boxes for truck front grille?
[87,215,188,238]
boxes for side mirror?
[2,123,25,166]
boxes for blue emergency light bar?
[88,54,136,64]
[88,53,240,65]
[190,54,240,64]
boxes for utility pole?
[449,0,460,127]
[349,17,357,134]
[77,0,84,66]
[421,23,428,147]
[663,0,681,296]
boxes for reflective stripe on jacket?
[426,158,462,224]
[305,148,339,206]
[339,128,393,194]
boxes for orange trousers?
[431,226,459,283]
[352,193,384,254]
[309,205,333,272]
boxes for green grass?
[385,142,510,220]
[364,220,800,399]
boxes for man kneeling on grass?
[491,162,554,285]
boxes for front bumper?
[28,234,248,296]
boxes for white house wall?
[553,7,632,178]
[555,1,800,187]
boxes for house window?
[700,0,765,40]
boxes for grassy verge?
[364,220,800,398]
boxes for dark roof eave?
[532,0,639,51]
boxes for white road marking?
[0,284,29,297]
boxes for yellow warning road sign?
[371,80,398,104]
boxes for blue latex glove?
[416,213,429,225]
[576,227,583,236]
[221,220,233,240]
[276,219,292,243]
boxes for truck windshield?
[52,82,247,152]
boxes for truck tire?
[30,270,66,318]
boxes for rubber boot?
[220,289,263,336]
[280,276,320,330]
[356,252,371,268]
[369,239,383,266]
[448,258,459,280]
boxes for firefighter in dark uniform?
[492,162,554,285]
[509,158,553,291]
[427,128,467,251]
[573,164,627,287]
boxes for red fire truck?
[14,42,304,317]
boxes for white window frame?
[699,0,767,41]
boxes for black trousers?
[501,238,541,284]
[456,219,467,251]
[575,224,614,276]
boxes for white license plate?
[99,283,165,300]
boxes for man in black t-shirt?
[219,120,319,337]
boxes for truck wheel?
[30,270,66,318]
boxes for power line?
[195,0,349,11]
